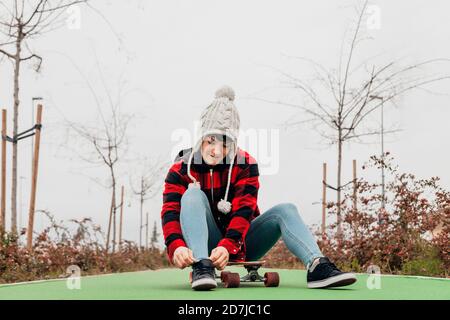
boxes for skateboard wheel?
[223,272,240,288]
[220,271,231,282]
[264,272,279,287]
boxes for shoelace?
[327,260,339,270]
[316,260,340,274]
[194,263,214,277]
[320,260,340,275]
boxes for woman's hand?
[209,246,229,270]
[173,246,195,269]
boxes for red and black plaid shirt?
[161,147,260,263]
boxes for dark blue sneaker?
[191,259,217,290]
[307,257,357,288]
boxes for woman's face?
[201,135,231,166]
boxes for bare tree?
[254,0,450,239]
[69,110,130,254]
[63,63,132,253]
[0,0,88,234]
[129,157,167,249]
[150,220,160,249]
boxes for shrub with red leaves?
[261,154,449,277]
[263,240,305,269]
[316,154,449,277]
[0,213,169,284]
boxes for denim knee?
[180,187,208,210]
[272,202,301,221]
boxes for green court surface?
[0,267,449,300]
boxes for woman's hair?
[204,134,233,147]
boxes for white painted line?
[0,268,162,288]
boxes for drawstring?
[217,144,236,214]
[187,139,202,189]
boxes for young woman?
[161,86,357,290]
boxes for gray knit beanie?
[187,85,240,214]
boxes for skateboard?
[189,260,280,288]
[218,260,279,288]
[217,260,280,288]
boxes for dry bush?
[263,240,305,269]
[257,154,449,277]
[0,214,169,284]
[316,153,449,277]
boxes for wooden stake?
[119,185,124,249]
[26,104,43,251]
[353,159,357,213]
[1,109,6,234]
[322,162,327,238]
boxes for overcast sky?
[0,0,449,247]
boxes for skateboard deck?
[227,260,266,266]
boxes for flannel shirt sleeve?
[161,162,188,263]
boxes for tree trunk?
[106,190,114,252]
[145,210,149,250]
[139,191,143,249]
[11,30,23,236]
[139,177,144,249]
[112,190,116,253]
[111,169,116,253]
[337,128,343,241]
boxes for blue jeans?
[180,187,323,267]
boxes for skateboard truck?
[216,260,280,288]
[241,265,265,282]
